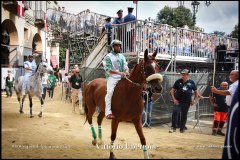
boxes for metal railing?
[35,10,45,20]
[111,20,239,60]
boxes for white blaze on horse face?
[151,62,156,73]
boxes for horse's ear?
[144,49,149,61]
[152,49,157,58]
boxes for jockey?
[22,54,37,96]
[102,39,129,119]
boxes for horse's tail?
[83,92,88,125]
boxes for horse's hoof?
[80,110,85,115]
[19,110,24,114]
[30,115,34,118]
[97,139,103,145]
[38,112,42,118]
[109,152,116,159]
[92,139,97,146]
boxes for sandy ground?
[2,85,226,159]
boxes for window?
[24,28,28,41]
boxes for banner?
[50,55,58,68]
[65,49,69,73]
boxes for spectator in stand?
[123,7,136,23]
[123,7,136,52]
[101,17,112,47]
[112,9,124,41]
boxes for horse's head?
[143,49,163,93]
[37,62,51,74]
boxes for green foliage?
[229,24,238,38]
[59,45,66,68]
[156,6,194,28]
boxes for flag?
[17,1,24,17]
[133,1,138,4]
[65,49,69,74]
[44,13,48,32]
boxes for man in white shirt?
[41,72,48,100]
[22,55,37,96]
[211,70,239,107]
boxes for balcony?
[34,10,45,28]
[2,1,18,15]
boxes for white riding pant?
[22,74,31,96]
[105,76,121,116]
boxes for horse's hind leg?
[132,118,149,159]
[38,96,44,117]
[97,111,105,145]
[28,95,34,118]
[86,104,97,146]
[109,118,120,159]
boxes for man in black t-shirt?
[209,82,229,136]
[69,68,83,113]
[169,69,199,133]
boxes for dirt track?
[2,85,225,159]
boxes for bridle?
[124,59,159,87]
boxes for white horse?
[14,62,50,118]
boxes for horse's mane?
[35,64,39,73]
[129,60,143,78]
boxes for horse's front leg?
[28,95,34,118]
[97,111,105,145]
[133,117,149,159]
[109,118,120,159]
[20,95,27,113]
[38,96,44,117]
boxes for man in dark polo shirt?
[209,81,229,136]
[169,69,199,133]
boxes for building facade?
[1,1,59,89]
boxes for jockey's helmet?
[111,39,122,51]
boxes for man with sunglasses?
[69,67,83,113]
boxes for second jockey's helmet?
[111,39,122,51]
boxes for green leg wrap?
[98,125,102,139]
[90,124,97,140]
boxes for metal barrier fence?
[193,97,214,131]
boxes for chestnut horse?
[83,49,163,159]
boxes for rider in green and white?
[102,39,129,119]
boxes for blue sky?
[57,1,238,34]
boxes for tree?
[229,24,238,38]
[156,6,194,28]
[211,30,226,36]
[156,6,174,26]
